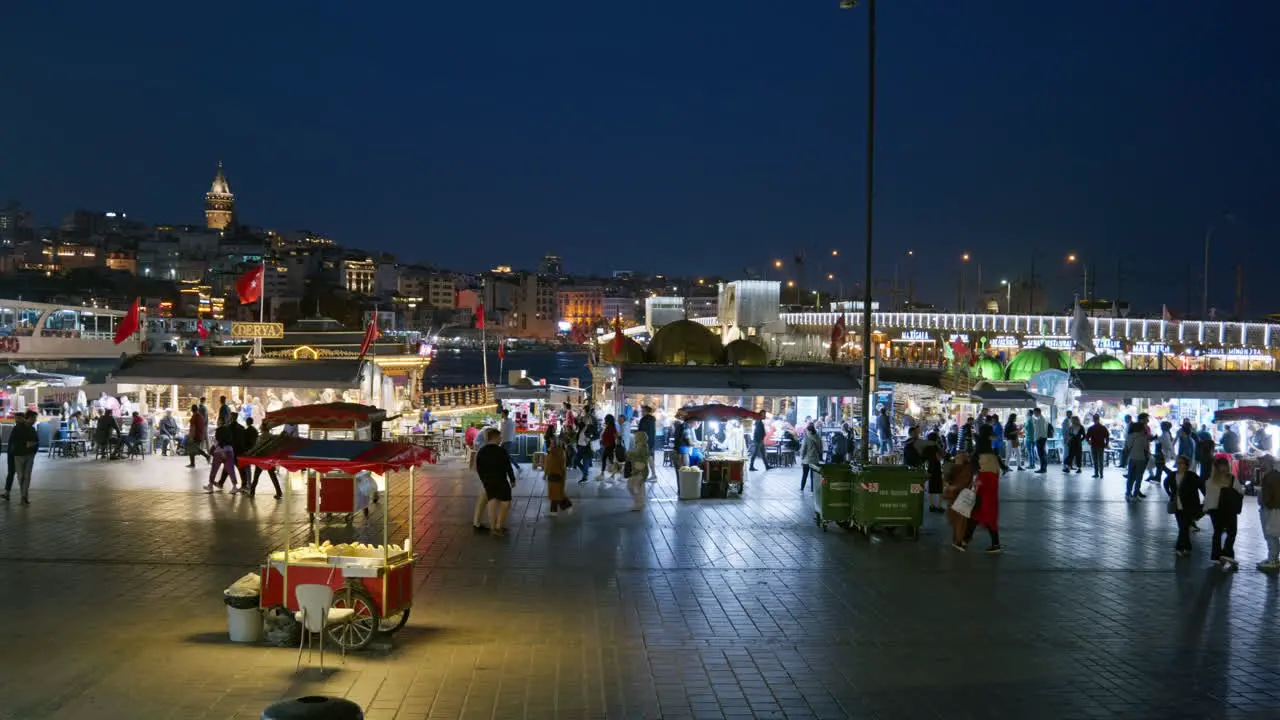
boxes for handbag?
[1166,495,1178,515]
[952,487,977,518]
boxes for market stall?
[494,380,586,461]
[241,437,437,650]
[262,402,387,523]
[678,403,760,496]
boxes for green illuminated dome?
[725,339,768,366]
[974,356,1005,381]
[1082,354,1125,371]
[1005,345,1072,381]
[647,319,725,365]
[602,335,647,364]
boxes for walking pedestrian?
[748,416,767,471]
[474,428,517,537]
[1124,416,1152,500]
[1256,456,1280,572]
[965,451,1003,553]
[186,404,210,467]
[1085,414,1109,478]
[1030,408,1049,474]
[638,406,657,479]
[1004,413,1023,470]
[543,438,572,515]
[626,431,651,511]
[500,409,522,473]
[944,451,973,550]
[1203,455,1244,570]
[1165,455,1204,557]
[4,411,39,504]
[799,423,822,492]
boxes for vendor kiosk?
[678,404,756,497]
[263,403,388,524]
[241,437,436,650]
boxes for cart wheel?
[363,507,370,519]
[328,586,378,651]
[345,513,354,525]
[308,513,315,524]
[379,607,411,634]
[814,512,823,528]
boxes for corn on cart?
[240,437,436,651]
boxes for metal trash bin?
[262,696,364,719]
[678,467,702,500]
[850,465,925,538]
[813,463,854,531]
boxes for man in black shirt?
[5,411,40,504]
[749,416,768,471]
[473,428,517,537]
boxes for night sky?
[3,1,1276,313]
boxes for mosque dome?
[601,335,647,364]
[725,339,768,366]
[1082,354,1125,371]
[973,356,1005,382]
[647,319,725,365]
[1005,345,1072,381]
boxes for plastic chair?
[294,584,356,672]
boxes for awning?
[264,402,386,430]
[618,364,861,396]
[1072,370,1280,400]
[237,438,436,474]
[969,386,1047,409]
[109,355,363,389]
[494,383,586,404]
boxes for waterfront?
[423,348,591,389]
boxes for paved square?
[0,452,1277,719]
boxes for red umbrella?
[676,404,764,421]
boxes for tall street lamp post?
[841,0,875,464]
[1000,279,1011,313]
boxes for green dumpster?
[812,463,854,531]
[850,464,925,538]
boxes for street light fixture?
[840,0,877,464]
[1065,253,1087,300]
[1000,279,1011,312]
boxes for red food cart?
[678,404,760,496]
[264,402,389,524]
[240,437,436,651]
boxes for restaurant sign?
[1131,341,1172,356]
[896,330,933,342]
[230,322,285,340]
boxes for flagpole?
[255,257,265,358]
[480,280,489,401]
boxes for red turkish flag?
[475,304,485,329]
[235,265,264,305]
[196,316,208,339]
[828,315,846,362]
[358,317,380,360]
[611,317,624,356]
[498,341,506,361]
[113,298,141,345]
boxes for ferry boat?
[0,299,142,382]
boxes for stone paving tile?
[0,455,1279,719]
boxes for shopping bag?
[951,487,976,518]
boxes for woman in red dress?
[967,451,1003,554]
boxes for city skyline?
[2,1,1277,313]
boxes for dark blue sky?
[4,1,1277,313]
